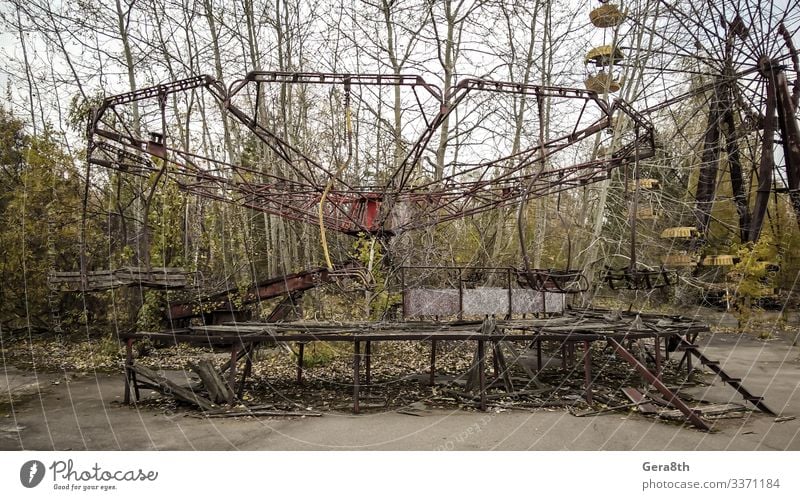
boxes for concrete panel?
[404,288,459,317]
[404,287,565,317]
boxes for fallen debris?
[107,312,775,432]
[199,409,321,418]
[0,423,27,433]
[396,402,432,417]
[621,387,659,415]
[130,364,217,411]
[574,400,650,417]
[188,359,232,404]
[443,388,552,402]
[658,403,747,420]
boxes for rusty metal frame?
[87,71,654,236]
[399,265,578,319]
[607,338,709,431]
[167,266,333,321]
[516,268,589,293]
[602,266,675,291]
[118,311,745,430]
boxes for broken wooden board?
[658,403,748,420]
[492,340,515,393]
[396,401,432,417]
[130,364,217,411]
[188,359,233,404]
[647,393,674,408]
[199,410,321,418]
[464,346,481,392]
[443,387,552,402]
[621,387,659,415]
[573,400,648,417]
[464,318,494,393]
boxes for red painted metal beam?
[607,338,709,431]
[166,267,330,321]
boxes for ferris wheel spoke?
[656,1,727,69]
[624,8,723,74]
[684,1,731,62]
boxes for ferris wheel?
[577,0,798,295]
[623,0,800,246]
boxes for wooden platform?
[127,309,707,345]
[119,309,720,428]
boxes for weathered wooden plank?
[200,410,321,418]
[188,360,232,404]
[574,401,645,417]
[465,347,481,392]
[130,364,217,411]
[444,387,552,401]
[120,267,187,273]
[621,387,659,414]
[49,275,85,281]
[492,341,514,392]
[49,267,189,291]
[659,403,747,419]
